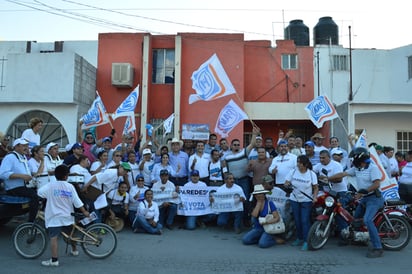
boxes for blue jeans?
[132,215,163,234]
[159,203,177,226]
[185,214,216,230]
[217,211,242,229]
[242,227,276,248]
[336,191,350,232]
[354,195,384,249]
[290,200,312,242]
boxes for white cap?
[46,142,58,152]
[331,148,343,155]
[13,138,29,147]
[143,148,152,155]
[148,141,153,146]
[65,143,73,152]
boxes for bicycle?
[12,210,117,259]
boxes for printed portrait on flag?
[189,54,236,104]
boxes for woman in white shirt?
[132,189,162,235]
[284,155,318,251]
[90,149,108,175]
[28,145,48,188]
[128,174,149,224]
[151,153,175,185]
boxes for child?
[37,164,90,267]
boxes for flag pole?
[233,92,257,128]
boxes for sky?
[0,0,410,50]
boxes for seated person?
[132,189,163,235]
[106,181,129,223]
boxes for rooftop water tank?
[284,19,309,46]
[313,16,339,45]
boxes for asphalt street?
[0,217,411,274]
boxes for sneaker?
[70,250,79,256]
[291,239,303,246]
[301,242,308,251]
[366,249,383,258]
[41,259,59,267]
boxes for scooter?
[307,186,412,251]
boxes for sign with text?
[182,124,210,140]
[210,191,244,213]
[177,185,216,216]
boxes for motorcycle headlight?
[325,196,335,207]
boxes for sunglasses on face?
[115,155,122,157]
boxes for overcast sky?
[1,0,410,49]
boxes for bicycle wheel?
[81,223,117,259]
[12,223,47,259]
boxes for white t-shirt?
[107,189,129,206]
[188,153,211,178]
[313,160,346,192]
[399,162,412,184]
[21,128,40,149]
[28,158,47,175]
[37,180,83,228]
[346,163,381,190]
[138,200,160,222]
[90,160,107,174]
[209,161,223,181]
[216,183,246,199]
[129,185,149,211]
[139,160,155,186]
[44,154,63,174]
[268,153,297,184]
[285,168,317,202]
[93,168,122,192]
[128,162,140,186]
[70,164,92,187]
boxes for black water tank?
[284,19,309,46]
[314,16,339,45]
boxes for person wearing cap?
[242,184,281,248]
[21,117,43,150]
[284,155,318,251]
[268,140,297,185]
[0,138,38,222]
[204,133,220,154]
[91,136,115,163]
[183,170,214,230]
[44,142,63,178]
[63,143,84,168]
[188,141,211,184]
[168,137,189,186]
[311,133,327,154]
[303,140,320,166]
[128,174,149,224]
[151,169,178,229]
[328,137,348,160]
[139,148,155,187]
[82,162,131,195]
[331,148,348,171]
[211,173,246,234]
[151,153,175,184]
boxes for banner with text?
[177,186,216,216]
[210,191,244,213]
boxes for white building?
[315,44,412,152]
[0,40,98,148]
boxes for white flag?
[304,95,339,128]
[122,116,136,136]
[163,113,175,137]
[215,99,248,138]
[189,54,236,104]
[112,85,139,120]
[355,129,367,148]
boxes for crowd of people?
[1,118,412,265]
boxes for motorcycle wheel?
[307,220,330,250]
[12,223,47,259]
[378,216,411,251]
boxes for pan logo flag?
[123,116,136,136]
[304,95,339,128]
[189,54,236,104]
[80,95,110,129]
[163,113,175,136]
[355,129,367,148]
[112,85,139,120]
[215,99,248,138]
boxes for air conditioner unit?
[112,63,134,87]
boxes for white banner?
[152,189,180,205]
[210,192,244,213]
[177,186,216,216]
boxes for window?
[152,49,175,84]
[408,56,412,80]
[397,131,412,153]
[332,55,348,71]
[281,54,298,70]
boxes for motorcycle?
[0,179,31,225]
[307,185,412,251]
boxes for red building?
[96,32,328,145]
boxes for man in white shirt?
[188,141,211,184]
[151,169,178,229]
[268,140,297,185]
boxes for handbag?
[258,201,285,234]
